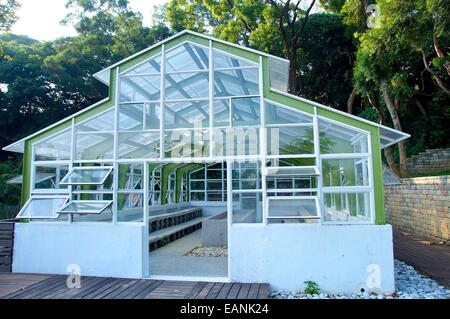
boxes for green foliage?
[0,158,21,219]
[0,0,20,31]
[304,281,320,295]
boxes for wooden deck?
[0,274,270,299]
[393,231,450,288]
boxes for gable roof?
[3,30,409,154]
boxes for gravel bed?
[186,246,228,257]
[270,260,450,299]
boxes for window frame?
[16,195,69,220]
[60,166,114,186]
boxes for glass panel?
[213,49,256,68]
[145,103,161,130]
[232,192,263,223]
[165,72,209,100]
[207,181,222,190]
[60,167,113,185]
[117,193,144,222]
[165,100,209,129]
[269,57,289,92]
[265,101,313,125]
[214,68,259,97]
[232,161,261,190]
[166,43,209,72]
[322,158,369,187]
[383,163,402,185]
[267,126,314,156]
[190,167,205,179]
[319,119,369,154]
[76,110,114,132]
[164,129,209,158]
[17,196,68,219]
[323,192,371,222]
[118,132,160,159]
[232,97,260,127]
[125,54,162,75]
[34,164,69,190]
[119,104,144,131]
[214,127,260,157]
[214,99,230,127]
[191,192,205,201]
[34,129,71,161]
[190,180,205,190]
[120,75,161,102]
[268,198,319,218]
[75,132,114,160]
[118,164,143,190]
[207,192,223,201]
[58,200,112,214]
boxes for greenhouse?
[3,30,409,293]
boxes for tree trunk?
[433,33,450,76]
[384,146,398,175]
[422,52,450,97]
[367,93,398,174]
[347,87,357,114]
[288,52,298,94]
[380,79,407,177]
[414,99,427,116]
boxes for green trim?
[213,41,259,63]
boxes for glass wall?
[23,40,375,226]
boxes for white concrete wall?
[13,222,145,279]
[229,224,395,294]
[190,202,227,216]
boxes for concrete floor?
[149,229,228,278]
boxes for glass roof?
[213,49,257,68]
[166,43,209,72]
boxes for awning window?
[16,196,69,219]
[58,200,112,215]
[266,166,319,177]
[60,167,113,186]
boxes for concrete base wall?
[229,224,395,294]
[13,222,145,279]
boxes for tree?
[353,0,450,176]
[0,0,20,31]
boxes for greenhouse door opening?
[148,162,229,279]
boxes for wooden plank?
[102,279,140,299]
[247,283,260,299]
[257,284,270,299]
[3,275,62,299]
[194,282,215,299]
[57,277,111,299]
[136,280,164,299]
[226,283,242,299]
[71,278,115,299]
[36,276,93,299]
[81,278,127,299]
[184,281,206,299]
[9,276,66,299]
[0,224,14,231]
[0,256,12,265]
[91,279,133,299]
[0,240,12,248]
[116,280,154,299]
[206,282,224,299]
[216,283,233,299]
[0,265,12,273]
[237,283,251,299]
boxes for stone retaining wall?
[406,148,450,174]
[385,175,450,242]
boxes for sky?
[11,0,168,41]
